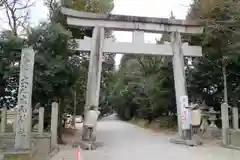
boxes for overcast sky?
[30,0,192,41]
[1,0,193,65]
[111,0,192,65]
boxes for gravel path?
[51,115,240,160]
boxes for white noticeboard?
[180,95,191,130]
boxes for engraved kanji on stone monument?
[15,48,35,149]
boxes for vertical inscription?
[15,48,35,149]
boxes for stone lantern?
[208,107,219,128]
[199,103,209,134]
[205,107,221,138]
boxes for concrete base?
[82,125,96,141]
[204,127,221,139]
[0,133,55,160]
[47,147,59,160]
[221,144,240,150]
[214,129,240,150]
[229,130,240,146]
[3,149,36,160]
[1,146,59,160]
[170,135,202,146]
[72,141,103,150]
[82,125,89,141]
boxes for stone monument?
[1,48,59,159]
[3,47,36,159]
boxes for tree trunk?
[71,91,77,128]
[222,61,228,104]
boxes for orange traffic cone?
[77,146,81,160]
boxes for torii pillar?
[171,32,191,139]
[82,27,104,141]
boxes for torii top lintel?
[61,7,204,34]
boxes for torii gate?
[61,7,203,142]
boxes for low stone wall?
[227,129,240,149]
[0,133,53,160]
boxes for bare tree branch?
[15,0,36,10]
[4,5,15,34]
[1,0,34,35]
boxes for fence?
[0,102,59,149]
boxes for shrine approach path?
[52,115,240,160]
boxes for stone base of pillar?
[82,125,96,141]
[72,141,103,150]
[222,128,230,146]
[82,124,97,141]
[182,129,192,140]
[170,133,202,146]
[82,125,89,141]
[220,129,240,150]
[219,129,240,150]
